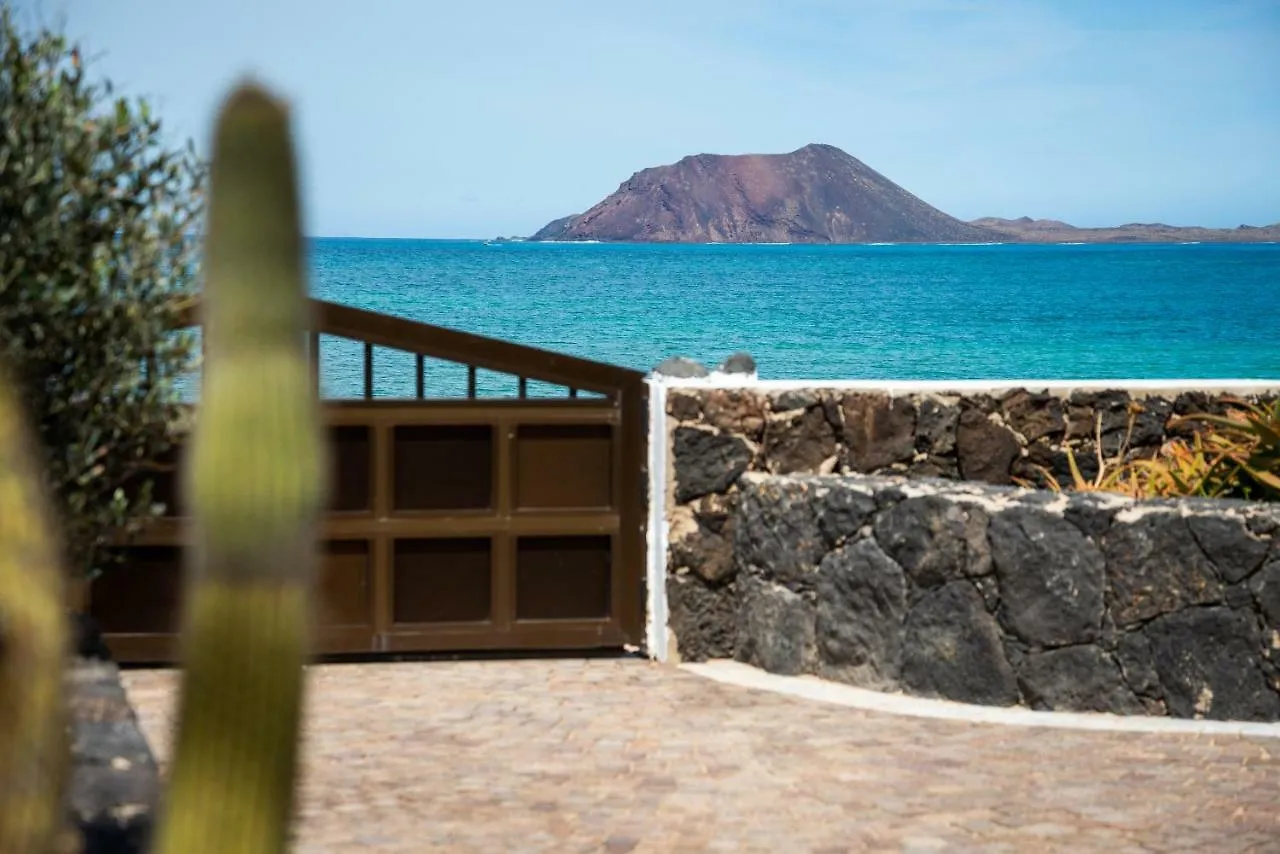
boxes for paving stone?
[123,659,1279,853]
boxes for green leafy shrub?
[0,4,205,579]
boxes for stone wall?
[664,386,1278,665]
[725,473,1280,720]
[66,620,159,853]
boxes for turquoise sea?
[303,239,1280,396]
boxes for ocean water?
[299,239,1280,396]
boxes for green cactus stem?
[152,82,327,854]
[0,368,70,854]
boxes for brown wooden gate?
[89,299,648,663]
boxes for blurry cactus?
[0,367,71,854]
[0,75,323,853]
[151,83,328,854]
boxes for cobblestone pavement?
[122,658,1279,853]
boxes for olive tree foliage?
[0,5,205,579]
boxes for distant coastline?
[963,216,1280,245]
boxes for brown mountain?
[970,216,1280,244]
[531,143,995,243]
[532,145,1280,244]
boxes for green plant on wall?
[0,4,205,581]
[1018,398,1280,503]
[1169,397,1280,501]
[0,79,326,853]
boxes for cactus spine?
[152,83,327,854]
[0,371,70,854]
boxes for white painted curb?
[683,659,1280,738]
[652,376,1280,394]
[644,378,669,662]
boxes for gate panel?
[92,299,648,663]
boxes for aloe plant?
[1172,397,1280,500]
[151,82,327,854]
[1017,404,1146,497]
[1020,397,1280,503]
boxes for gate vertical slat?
[615,379,648,645]
[492,416,515,630]
[309,331,320,394]
[363,342,374,399]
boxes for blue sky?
[18,0,1280,237]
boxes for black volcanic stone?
[718,352,757,375]
[1186,514,1270,583]
[653,356,710,378]
[669,515,735,584]
[66,659,160,854]
[814,482,878,548]
[989,507,1105,648]
[735,577,814,676]
[763,405,837,475]
[915,396,960,455]
[840,394,917,472]
[672,426,753,502]
[1062,494,1118,541]
[734,478,828,587]
[72,612,113,662]
[1128,397,1172,446]
[1102,513,1224,626]
[1113,630,1162,698]
[1251,557,1280,628]
[1000,390,1066,442]
[955,408,1020,484]
[666,574,738,662]
[901,581,1019,706]
[772,389,820,412]
[1142,607,1280,721]
[814,539,908,686]
[872,495,991,587]
[1016,645,1144,714]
